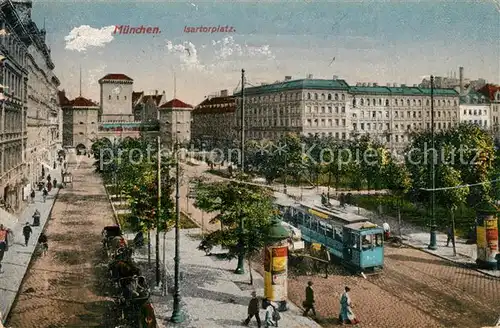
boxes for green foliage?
[92,136,176,234]
[194,181,275,260]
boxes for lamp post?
[283,152,288,195]
[155,106,161,286]
[235,69,246,274]
[428,75,437,250]
[170,118,184,323]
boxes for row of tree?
[214,123,498,223]
[91,137,176,262]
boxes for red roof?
[69,97,98,107]
[193,96,236,114]
[99,74,133,82]
[478,84,500,101]
[160,98,193,109]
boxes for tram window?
[352,234,360,249]
[334,228,342,241]
[361,234,382,249]
[326,225,333,238]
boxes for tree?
[383,156,411,236]
[194,181,275,284]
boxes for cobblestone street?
[7,156,117,328]
[181,163,500,328]
[288,245,500,328]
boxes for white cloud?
[165,40,207,72]
[65,25,115,52]
[212,36,275,60]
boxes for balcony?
[98,121,159,132]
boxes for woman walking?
[339,286,359,325]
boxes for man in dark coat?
[23,223,33,247]
[303,281,316,316]
[243,291,261,327]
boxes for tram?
[274,196,384,272]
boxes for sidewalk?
[0,164,62,323]
[127,228,322,328]
[277,190,500,278]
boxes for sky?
[32,0,500,106]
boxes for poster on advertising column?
[264,245,288,302]
[485,218,498,260]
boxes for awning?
[0,207,19,226]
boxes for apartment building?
[458,91,490,128]
[0,1,29,211]
[191,89,237,148]
[230,76,459,151]
[350,83,459,150]
[61,94,99,153]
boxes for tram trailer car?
[274,197,384,273]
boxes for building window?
[314,93,318,100]
[385,99,389,106]
[307,93,311,100]
[108,95,111,100]
[328,94,332,100]
[335,94,339,101]
[79,121,84,124]
[117,96,119,100]
[125,96,127,100]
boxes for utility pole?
[428,75,437,250]
[235,69,245,274]
[170,75,184,323]
[155,103,161,286]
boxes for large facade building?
[193,76,461,152]
[0,0,60,211]
[458,91,490,128]
[191,89,236,148]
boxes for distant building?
[132,90,167,122]
[191,90,237,148]
[158,98,193,146]
[458,91,490,129]
[420,66,487,93]
[61,93,99,153]
[478,84,500,137]
[98,73,134,122]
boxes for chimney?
[393,83,397,87]
[307,74,313,79]
[284,76,292,81]
[220,89,228,97]
[333,75,338,80]
[386,83,391,87]
[155,90,158,96]
[459,66,464,95]
[373,82,378,87]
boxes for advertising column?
[264,244,288,307]
[476,210,499,270]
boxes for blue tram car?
[275,197,384,272]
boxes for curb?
[3,179,61,323]
[402,242,499,278]
[103,185,120,227]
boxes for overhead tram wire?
[419,178,500,192]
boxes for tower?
[98,73,134,121]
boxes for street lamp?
[170,114,184,323]
[428,75,438,250]
[235,69,246,275]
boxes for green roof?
[234,79,459,97]
[459,91,490,104]
[349,86,458,96]
[235,79,350,96]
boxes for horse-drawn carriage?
[102,225,157,328]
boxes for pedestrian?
[53,178,58,189]
[383,222,391,240]
[38,233,48,256]
[42,187,48,202]
[47,174,51,182]
[0,224,12,273]
[23,222,32,247]
[264,301,280,327]
[339,286,359,325]
[243,291,261,327]
[303,281,316,317]
[30,189,35,203]
[446,225,455,247]
[47,181,52,192]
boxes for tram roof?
[300,204,368,224]
[344,221,381,231]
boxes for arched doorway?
[76,144,87,155]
